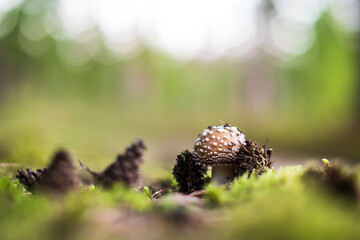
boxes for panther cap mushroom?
[192,124,246,184]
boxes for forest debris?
[235,138,272,177]
[151,190,162,199]
[303,160,359,201]
[80,138,146,188]
[172,150,208,194]
[37,149,79,194]
[16,149,79,194]
[16,168,48,191]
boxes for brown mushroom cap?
[192,125,246,165]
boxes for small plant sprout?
[143,186,152,198]
[192,124,247,185]
[322,158,331,167]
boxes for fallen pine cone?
[16,168,48,191]
[38,149,79,194]
[16,149,79,194]
[172,150,208,194]
[79,138,146,188]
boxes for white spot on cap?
[238,133,246,145]
[194,125,247,163]
[231,126,238,132]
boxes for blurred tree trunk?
[0,52,16,103]
[242,0,276,116]
[356,0,360,124]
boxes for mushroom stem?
[211,165,236,185]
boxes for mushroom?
[192,124,246,185]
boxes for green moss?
[204,183,226,206]
[2,161,360,240]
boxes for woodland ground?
[1,159,360,240]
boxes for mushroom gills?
[211,165,236,185]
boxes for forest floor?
[1,156,360,240]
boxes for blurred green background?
[0,0,359,171]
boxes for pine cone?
[16,168,48,191]
[38,149,79,194]
[235,139,272,177]
[98,138,146,187]
[173,150,208,194]
[79,138,147,188]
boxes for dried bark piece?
[38,149,79,194]
[80,138,146,188]
[16,168,48,191]
[172,150,208,194]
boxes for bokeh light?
[0,0,359,168]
